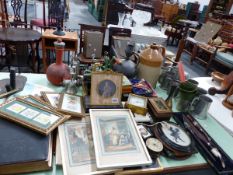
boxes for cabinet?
[207,0,233,19]
[162,3,179,22]
[88,0,105,22]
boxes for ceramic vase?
[46,40,71,86]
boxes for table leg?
[36,41,40,73]
[42,39,47,73]
[31,43,36,73]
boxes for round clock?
[146,137,163,158]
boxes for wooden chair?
[0,0,8,28]
[175,21,222,62]
[108,26,132,58]
[78,23,106,64]
[9,0,28,28]
[164,22,186,46]
[30,0,65,32]
[105,1,133,25]
[207,23,233,73]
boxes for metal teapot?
[113,43,139,79]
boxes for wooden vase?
[46,40,71,86]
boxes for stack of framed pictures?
[41,92,85,118]
[89,109,152,169]
[0,98,67,135]
[58,118,120,175]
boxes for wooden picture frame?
[41,91,61,108]
[19,95,55,110]
[90,109,152,169]
[125,93,148,115]
[90,71,123,106]
[149,97,171,114]
[0,97,67,135]
[57,93,85,118]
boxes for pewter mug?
[189,95,213,120]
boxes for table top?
[1,73,233,175]
[42,29,78,41]
[0,28,41,43]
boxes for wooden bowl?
[211,71,225,84]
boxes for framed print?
[90,71,123,106]
[90,109,152,169]
[0,97,68,135]
[58,118,120,175]
[41,91,60,108]
[125,93,148,115]
[19,95,55,110]
[58,93,85,118]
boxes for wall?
[178,0,210,10]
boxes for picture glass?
[0,100,60,129]
[161,122,191,147]
[46,93,60,107]
[61,94,81,113]
[97,116,138,154]
[97,80,116,98]
[64,121,95,166]
[90,109,152,169]
[128,95,146,108]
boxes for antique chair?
[207,23,233,73]
[164,22,186,46]
[175,21,222,62]
[5,42,34,73]
[9,0,28,28]
[105,1,133,25]
[30,0,65,32]
[108,26,132,58]
[134,0,165,26]
[78,23,106,64]
[0,0,8,28]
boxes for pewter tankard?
[189,95,213,120]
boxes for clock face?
[161,122,191,147]
[146,138,163,153]
[129,96,146,107]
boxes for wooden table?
[0,28,41,72]
[42,29,78,73]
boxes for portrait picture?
[90,71,122,106]
[98,117,137,153]
[137,125,151,139]
[97,80,116,98]
[65,122,95,166]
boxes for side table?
[42,29,78,73]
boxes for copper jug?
[138,43,165,87]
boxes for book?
[0,118,52,174]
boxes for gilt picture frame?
[41,91,61,108]
[90,109,152,169]
[90,71,123,106]
[57,93,85,118]
[0,97,67,135]
[125,93,148,115]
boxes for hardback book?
[0,118,52,174]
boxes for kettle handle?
[133,52,140,66]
